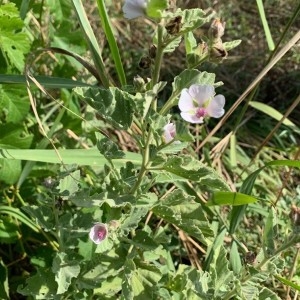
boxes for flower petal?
[163,122,176,143]
[180,112,205,124]
[207,94,225,118]
[123,0,147,19]
[178,88,194,111]
[188,84,215,106]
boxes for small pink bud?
[163,122,176,143]
[89,223,108,244]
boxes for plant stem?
[130,126,152,195]
[151,25,164,88]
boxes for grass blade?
[96,0,126,86]
[71,0,110,87]
[0,74,91,88]
[256,0,275,51]
[0,149,142,168]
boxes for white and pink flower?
[178,84,225,124]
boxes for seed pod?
[139,56,151,69]
[165,16,182,35]
[149,44,157,59]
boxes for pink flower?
[89,223,108,244]
[163,122,176,143]
[178,84,225,124]
[123,0,148,19]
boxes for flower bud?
[290,205,300,226]
[163,122,176,143]
[133,75,146,91]
[209,18,226,39]
[148,44,157,59]
[139,56,151,69]
[89,223,108,244]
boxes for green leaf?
[152,189,214,244]
[229,159,300,234]
[0,3,31,71]
[122,258,162,299]
[22,206,55,231]
[274,275,300,292]
[52,252,80,294]
[122,259,135,299]
[184,32,197,54]
[57,169,80,198]
[237,282,259,300]
[169,8,215,34]
[147,0,168,18]
[223,39,242,52]
[0,124,33,148]
[17,268,58,299]
[230,241,242,274]
[158,155,230,191]
[171,70,216,99]
[163,36,182,53]
[0,260,9,300]
[0,148,142,168]
[0,159,21,184]
[0,217,19,243]
[207,191,257,206]
[0,74,92,88]
[258,287,281,300]
[0,86,30,123]
[209,246,234,297]
[182,8,214,32]
[71,191,134,208]
[0,206,39,233]
[186,268,211,298]
[204,227,226,270]
[74,86,134,129]
[71,0,110,87]
[263,207,277,257]
[249,101,299,131]
[96,0,126,86]
[97,136,125,160]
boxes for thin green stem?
[53,197,64,252]
[150,25,165,112]
[151,25,164,88]
[130,127,152,195]
[159,93,177,115]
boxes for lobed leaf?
[152,189,214,244]
[74,86,134,129]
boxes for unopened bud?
[149,44,157,59]
[209,18,226,39]
[139,56,151,69]
[133,75,146,91]
[195,42,208,57]
[290,205,300,226]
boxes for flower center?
[97,229,106,239]
[195,107,207,118]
